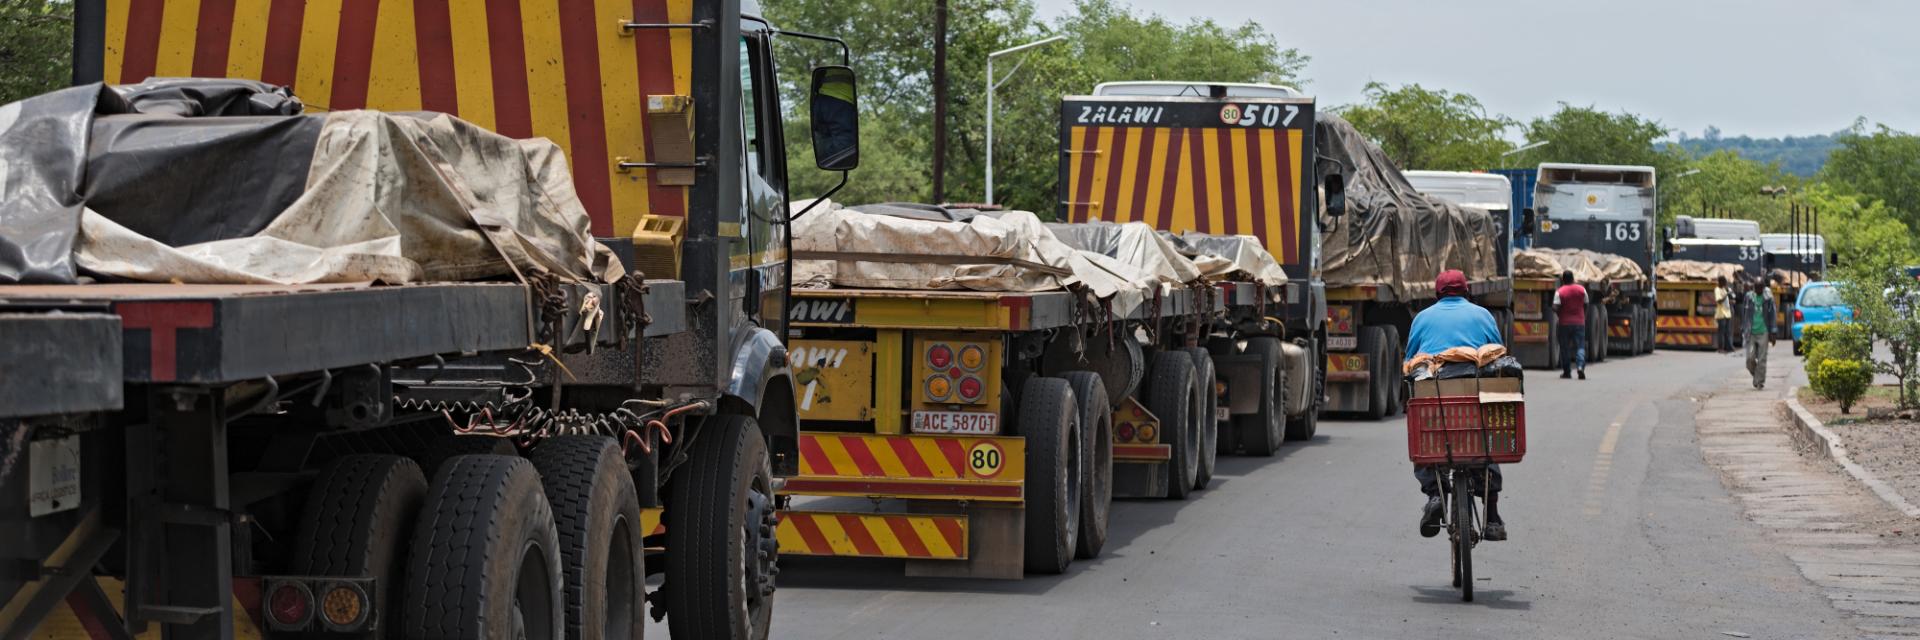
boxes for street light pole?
[985,35,1067,205]
[1500,140,1549,160]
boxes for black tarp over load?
[0,80,619,285]
[1312,115,1501,293]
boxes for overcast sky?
[1031,0,1919,140]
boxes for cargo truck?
[1058,81,1330,448]
[1526,163,1662,362]
[777,212,1303,577]
[1762,233,1828,340]
[2,1,844,638]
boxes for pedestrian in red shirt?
[1553,270,1588,380]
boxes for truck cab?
[1533,163,1659,276]
[1405,170,1516,276]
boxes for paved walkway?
[1697,344,1920,638]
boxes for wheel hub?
[744,489,779,602]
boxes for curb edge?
[1784,386,1920,519]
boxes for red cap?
[1435,270,1469,297]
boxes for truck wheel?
[1381,325,1405,416]
[1286,335,1322,441]
[664,414,776,640]
[1545,314,1562,372]
[1591,305,1609,363]
[1358,326,1390,421]
[292,454,427,639]
[1061,371,1111,560]
[528,436,645,640]
[403,455,562,640]
[1019,377,1082,573]
[1183,347,1219,490]
[419,435,516,476]
[1241,337,1285,455]
[1146,352,1197,499]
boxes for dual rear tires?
[293,418,774,640]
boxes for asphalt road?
[656,349,1857,638]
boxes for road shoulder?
[1697,346,1920,638]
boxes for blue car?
[1791,281,1854,354]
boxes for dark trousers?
[1716,318,1731,351]
[1416,464,1503,497]
[1558,323,1586,374]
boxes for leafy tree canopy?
[0,0,72,105]
[1336,82,1515,172]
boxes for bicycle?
[1407,373,1526,603]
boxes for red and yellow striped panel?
[1657,331,1713,347]
[1512,320,1551,343]
[1062,125,1304,264]
[101,0,694,238]
[785,433,1025,502]
[1657,316,1717,331]
[776,511,968,560]
[1607,319,1633,338]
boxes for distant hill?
[1666,126,1841,177]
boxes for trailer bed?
[0,280,685,402]
[790,283,1248,331]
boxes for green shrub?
[1801,323,1836,356]
[1803,323,1869,378]
[1812,357,1873,413]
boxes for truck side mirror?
[1323,174,1346,218]
[1520,208,1536,237]
[809,65,860,171]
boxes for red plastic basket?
[1406,395,1526,465]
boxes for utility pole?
[929,0,949,203]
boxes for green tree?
[0,0,72,105]
[1656,150,1789,230]
[1820,120,1920,232]
[1796,183,1913,267]
[764,0,1308,215]
[1508,103,1685,174]
[1836,252,1920,409]
[1335,82,1514,171]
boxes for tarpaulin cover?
[1160,232,1289,286]
[1771,269,1811,288]
[791,200,1187,314]
[0,81,619,285]
[1512,248,1646,284]
[1654,260,1745,283]
[1312,115,1500,295]
[1046,221,1203,285]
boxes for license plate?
[1215,407,1230,422]
[1328,335,1357,351]
[911,411,1001,435]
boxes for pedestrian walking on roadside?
[1714,276,1733,353]
[1553,270,1587,380]
[1746,275,1775,389]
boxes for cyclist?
[1405,269,1508,541]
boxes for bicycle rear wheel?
[1453,474,1475,602]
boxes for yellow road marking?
[1583,401,1640,516]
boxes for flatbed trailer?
[778,277,1311,578]
[1508,276,1656,369]
[1320,277,1513,419]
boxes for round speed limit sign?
[967,441,1005,478]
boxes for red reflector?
[928,344,953,369]
[269,582,312,627]
[958,376,983,401]
[1116,422,1136,442]
[1793,309,1803,322]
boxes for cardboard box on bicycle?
[1410,376,1522,400]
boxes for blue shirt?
[1404,296,1504,359]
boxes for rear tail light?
[1794,309,1804,322]
[1116,422,1136,442]
[957,376,984,402]
[959,345,985,370]
[267,581,315,630]
[925,375,952,401]
[318,582,371,631]
[927,343,953,369]
[1137,424,1157,443]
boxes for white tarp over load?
[1161,233,1289,286]
[0,81,620,285]
[1655,259,1746,283]
[1512,248,1646,284]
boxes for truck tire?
[1061,371,1111,560]
[1183,347,1219,490]
[1381,325,1405,416]
[1285,335,1322,441]
[292,454,427,639]
[1240,337,1285,455]
[1019,377,1082,573]
[1590,304,1609,363]
[663,414,776,640]
[1146,352,1197,499]
[1358,326,1390,421]
[1545,314,1562,373]
[419,435,516,476]
[527,436,645,640]
[402,455,562,640]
